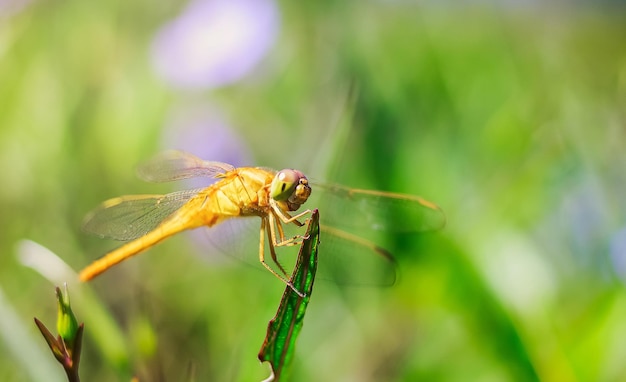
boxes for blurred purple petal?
[560,182,608,257]
[534,179,611,277]
[610,228,626,282]
[160,103,252,187]
[0,0,32,16]
[159,104,254,262]
[151,0,279,89]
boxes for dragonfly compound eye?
[271,169,300,201]
[270,168,311,206]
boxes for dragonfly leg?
[269,200,312,227]
[266,215,289,277]
[259,217,305,298]
[269,211,308,248]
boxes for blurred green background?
[2,1,626,381]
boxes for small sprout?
[34,283,84,382]
[57,284,79,343]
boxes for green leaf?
[258,209,320,381]
[33,318,65,364]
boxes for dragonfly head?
[270,169,312,211]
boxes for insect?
[80,151,444,296]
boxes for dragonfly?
[79,150,445,296]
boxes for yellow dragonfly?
[80,151,445,296]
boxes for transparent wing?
[312,183,446,234]
[82,189,203,241]
[197,215,398,286]
[317,224,398,286]
[137,150,235,183]
[195,183,444,286]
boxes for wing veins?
[137,150,235,183]
[83,188,203,240]
[313,183,446,233]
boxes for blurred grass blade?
[258,209,320,382]
[0,287,64,381]
[17,240,130,371]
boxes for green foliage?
[258,209,320,381]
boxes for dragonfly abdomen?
[78,166,277,281]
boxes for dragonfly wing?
[82,189,203,241]
[193,216,397,286]
[137,150,235,183]
[197,183,443,286]
[317,224,398,286]
[313,183,446,234]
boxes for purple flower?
[161,103,251,168]
[0,0,32,16]
[610,228,626,282]
[151,0,279,89]
[158,103,253,261]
